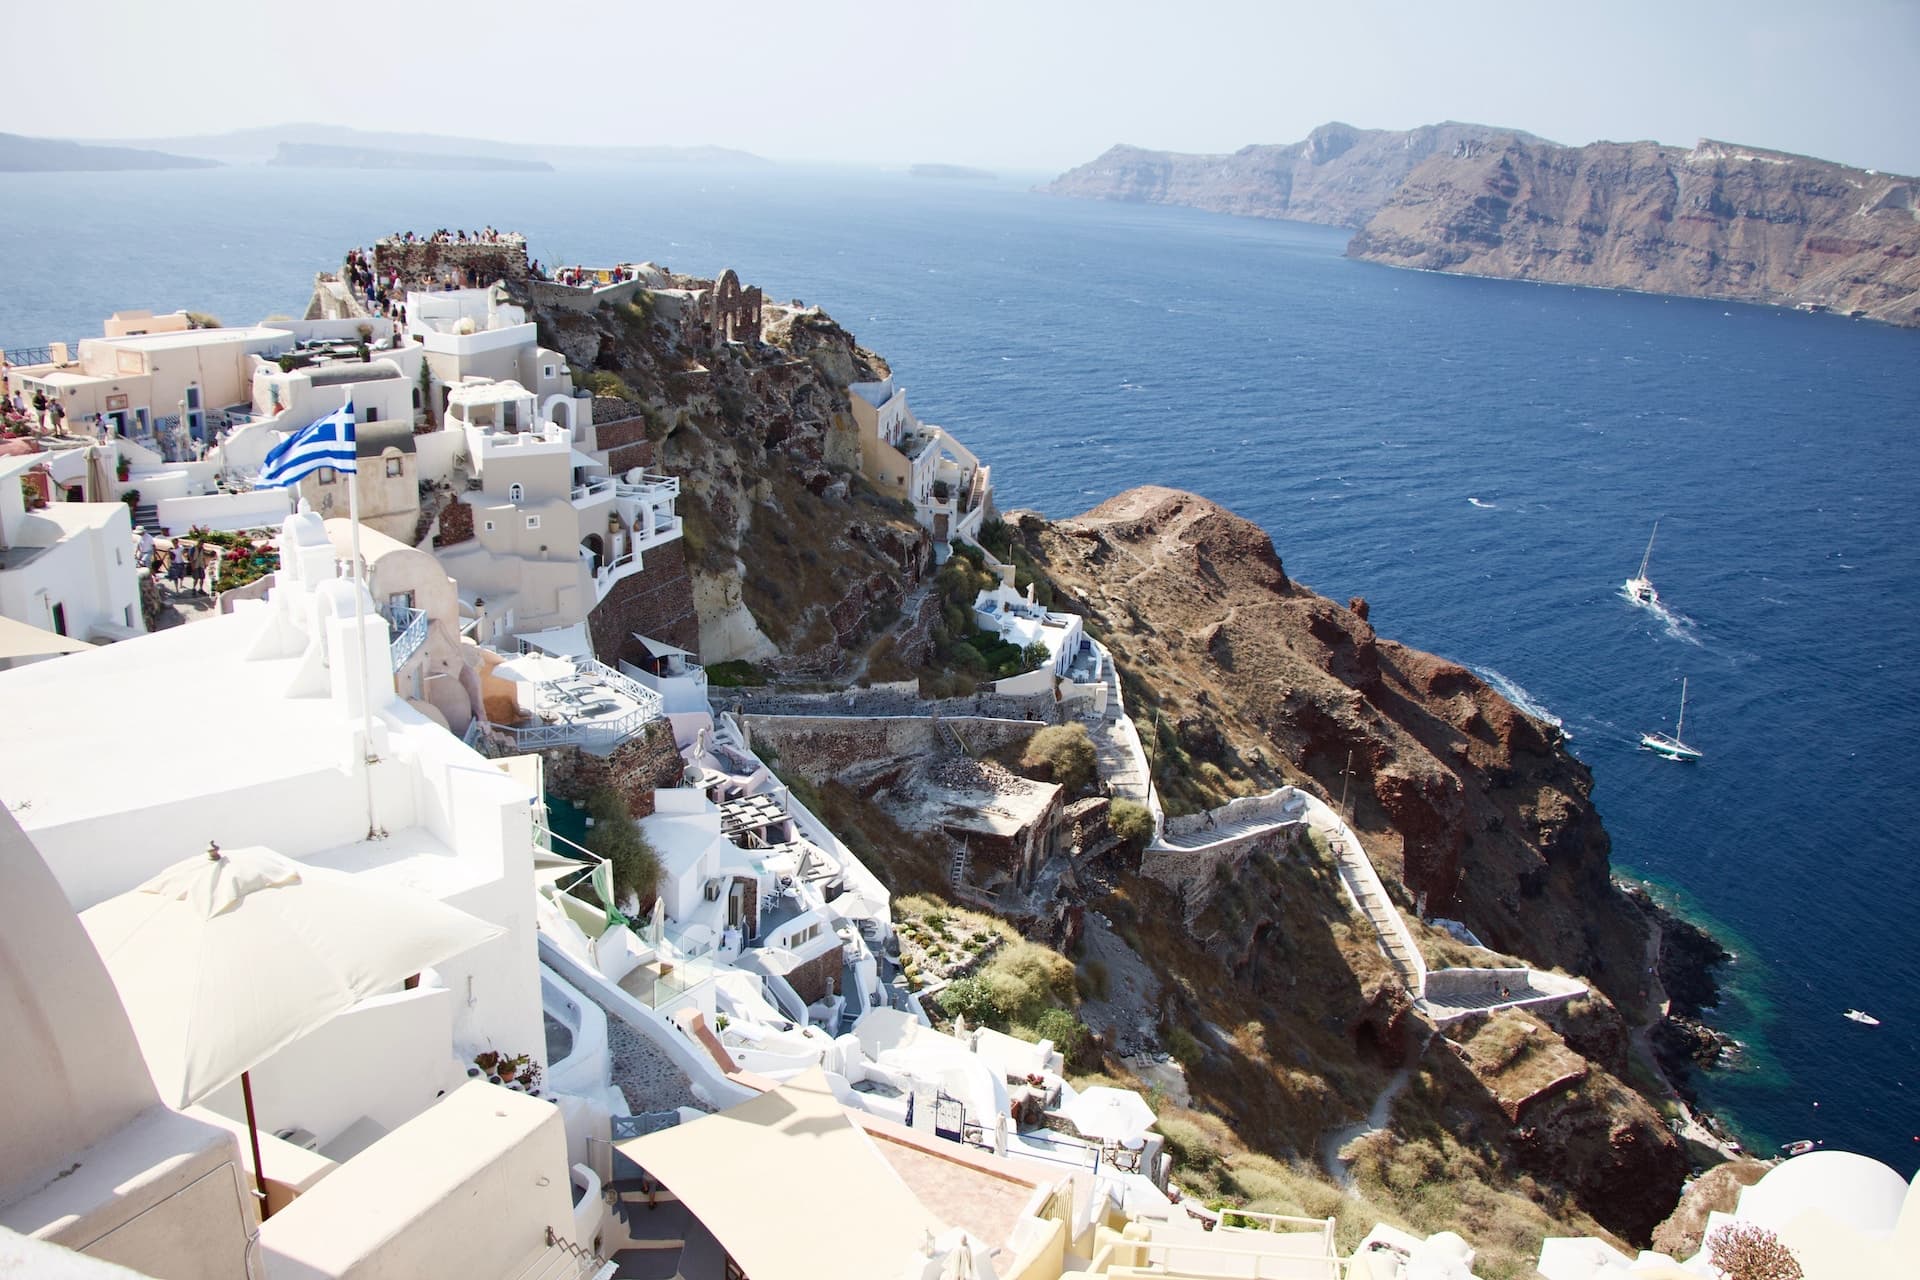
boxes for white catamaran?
[1625,520,1660,606]
[1641,677,1703,762]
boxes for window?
[124,605,134,627]
[364,407,380,423]
[525,514,541,530]
[508,482,524,503]
[317,466,337,485]
[483,520,496,533]
[542,365,555,379]
[385,455,403,478]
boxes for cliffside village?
[0,238,1908,1279]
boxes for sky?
[12,0,1920,175]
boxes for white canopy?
[80,843,503,1107]
[616,1067,944,1280]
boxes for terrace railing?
[388,606,429,669]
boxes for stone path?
[604,1013,701,1114]
[1157,812,1294,851]
[1083,643,1151,806]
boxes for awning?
[635,634,695,659]
[0,614,92,660]
[615,1067,943,1279]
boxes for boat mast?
[1675,677,1688,741]
[1637,520,1659,580]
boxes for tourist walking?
[31,389,48,433]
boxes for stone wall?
[539,719,684,820]
[740,715,1043,783]
[434,497,474,548]
[375,240,529,288]
[1139,823,1302,913]
[782,948,842,1006]
[717,686,1057,723]
[587,540,699,666]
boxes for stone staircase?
[950,842,971,889]
[937,717,971,758]
[132,501,160,532]
[1156,812,1293,850]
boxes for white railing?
[388,606,429,669]
[615,473,680,500]
[570,477,616,504]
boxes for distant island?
[911,163,996,182]
[269,143,553,173]
[0,132,218,173]
[93,123,767,170]
[1047,122,1920,328]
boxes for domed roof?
[1739,1149,1911,1234]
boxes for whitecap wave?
[1470,665,1570,739]
[1468,497,1496,509]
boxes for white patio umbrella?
[80,843,503,1211]
[1062,1085,1156,1144]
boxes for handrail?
[389,606,429,669]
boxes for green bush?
[581,371,635,401]
[1165,1025,1205,1068]
[1033,1008,1091,1068]
[1108,799,1155,851]
[705,659,764,687]
[938,975,1001,1024]
[584,786,661,906]
[982,941,1077,1023]
[1077,957,1111,1001]
[1021,723,1096,794]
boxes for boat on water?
[1781,1139,1819,1157]
[1641,677,1703,762]
[1624,520,1660,605]
[1844,1009,1882,1026]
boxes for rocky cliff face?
[1015,486,1651,999]
[1009,487,1689,1243]
[1349,137,1920,325]
[1044,122,1542,229]
[523,281,934,672]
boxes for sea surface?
[5,167,1917,1172]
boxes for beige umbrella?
[80,843,503,1211]
[0,614,91,660]
[1061,1084,1156,1143]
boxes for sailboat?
[1641,677,1703,762]
[1624,520,1660,606]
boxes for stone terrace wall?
[1140,823,1301,914]
[588,541,699,667]
[715,686,1057,722]
[375,239,529,288]
[742,715,1043,784]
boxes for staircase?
[950,843,971,889]
[937,717,971,758]
[132,501,160,532]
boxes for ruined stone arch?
[708,268,763,346]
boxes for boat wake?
[1467,497,1496,509]
[1470,666,1570,740]
[1623,590,1702,645]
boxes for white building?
[849,377,993,548]
[432,377,681,645]
[0,452,143,651]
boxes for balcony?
[570,476,617,507]
[387,606,429,670]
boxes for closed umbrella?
[80,843,503,1211]
[1061,1084,1156,1144]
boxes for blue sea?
[5,167,1917,1173]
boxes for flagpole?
[343,397,381,841]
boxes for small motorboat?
[1780,1139,1818,1157]
[1844,1009,1881,1026]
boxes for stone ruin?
[708,268,762,346]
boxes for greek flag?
[258,400,357,487]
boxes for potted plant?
[116,455,130,482]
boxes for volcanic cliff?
[1045,121,1539,229]
[1350,136,1920,326]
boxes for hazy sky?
[15,0,1920,174]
